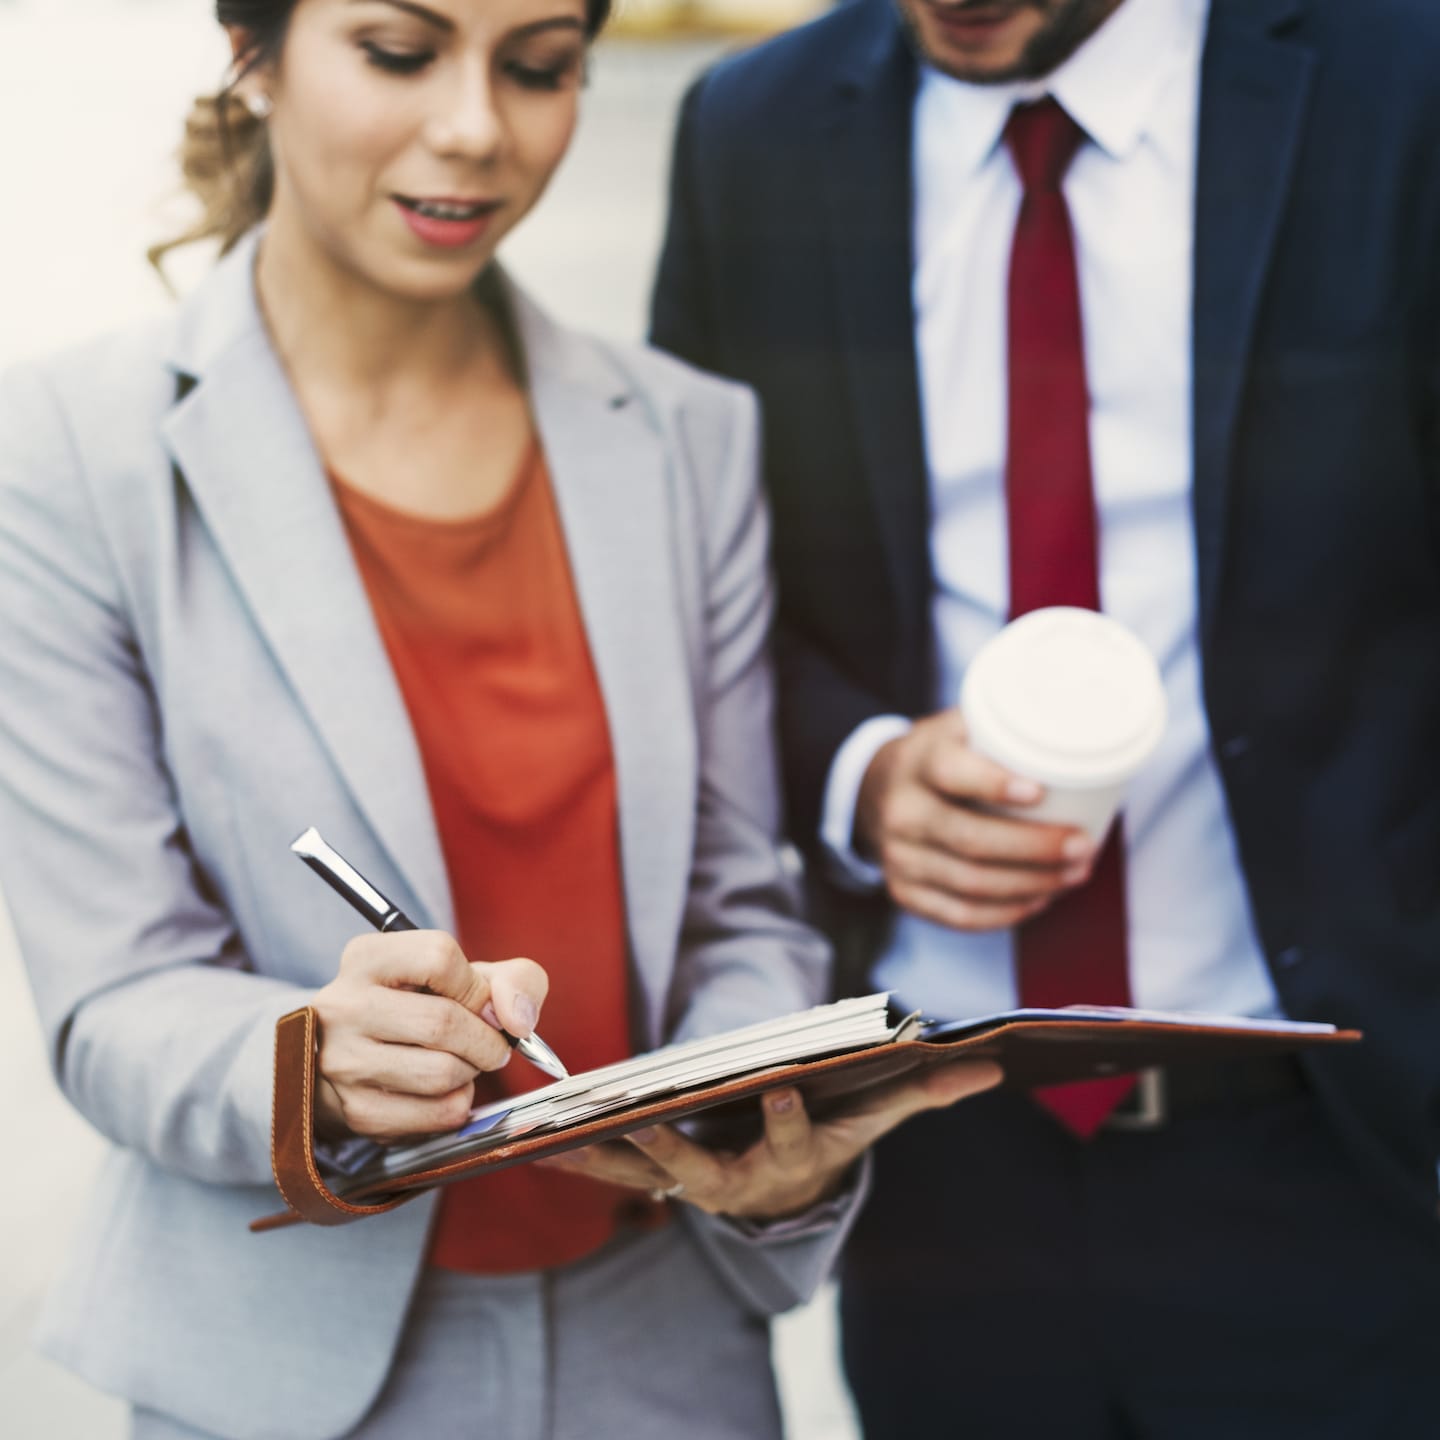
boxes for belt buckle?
[1101,1067,1167,1132]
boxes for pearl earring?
[246,92,273,121]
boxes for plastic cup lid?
[960,608,1167,790]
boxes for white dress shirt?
[820,0,1281,1022]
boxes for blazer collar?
[161,233,454,930]
[162,229,630,403]
[832,0,914,94]
[158,235,690,1017]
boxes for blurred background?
[0,1,861,1435]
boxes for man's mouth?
[927,0,1025,20]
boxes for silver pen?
[290,827,569,1081]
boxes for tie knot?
[1005,97,1085,193]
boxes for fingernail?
[769,1091,796,1114]
[631,1128,658,1145]
[1062,864,1091,885]
[1062,835,1093,861]
[1005,778,1044,804]
[513,993,540,1035]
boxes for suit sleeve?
[773,619,904,860]
[0,366,304,1189]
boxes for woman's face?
[245,0,589,301]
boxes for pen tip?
[291,826,321,858]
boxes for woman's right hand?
[311,932,548,1144]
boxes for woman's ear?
[224,23,257,68]
[224,26,275,118]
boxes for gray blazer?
[0,233,854,1439]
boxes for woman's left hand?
[536,1059,1002,1221]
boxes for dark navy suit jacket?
[651,0,1440,1222]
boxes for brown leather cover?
[260,1007,412,1231]
[254,1007,1360,1232]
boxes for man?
[650,0,1440,1435]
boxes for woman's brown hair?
[150,0,612,276]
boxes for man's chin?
[911,8,1048,84]
[927,50,1040,84]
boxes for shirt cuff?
[819,715,913,890]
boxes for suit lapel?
[160,242,453,931]
[514,293,695,1033]
[1192,0,1314,644]
[820,7,931,681]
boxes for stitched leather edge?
[254,1007,411,1232]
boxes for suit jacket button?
[1220,735,1252,760]
[1276,945,1304,970]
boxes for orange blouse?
[332,443,662,1273]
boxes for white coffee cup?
[959,607,1167,841]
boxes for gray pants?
[133,1221,782,1440]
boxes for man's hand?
[535,1060,1002,1222]
[855,709,1095,932]
[312,932,549,1144]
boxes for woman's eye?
[506,59,579,92]
[361,41,434,76]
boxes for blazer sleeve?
[663,380,830,1038]
[0,364,303,1189]
[652,376,870,1314]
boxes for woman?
[0,3,997,1437]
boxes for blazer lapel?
[1192,0,1314,644]
[820,6,931,690]
[513,291,695,1037]
[159,240,453,931]
[159,245,697,1024]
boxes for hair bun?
[150,91,274,277]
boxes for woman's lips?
[393,195,501,250]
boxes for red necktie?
[1004,98,1136,1138]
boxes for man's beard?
[900,0,1125,84]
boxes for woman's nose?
[424,60,504,161]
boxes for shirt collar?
[916,0,1208,175]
